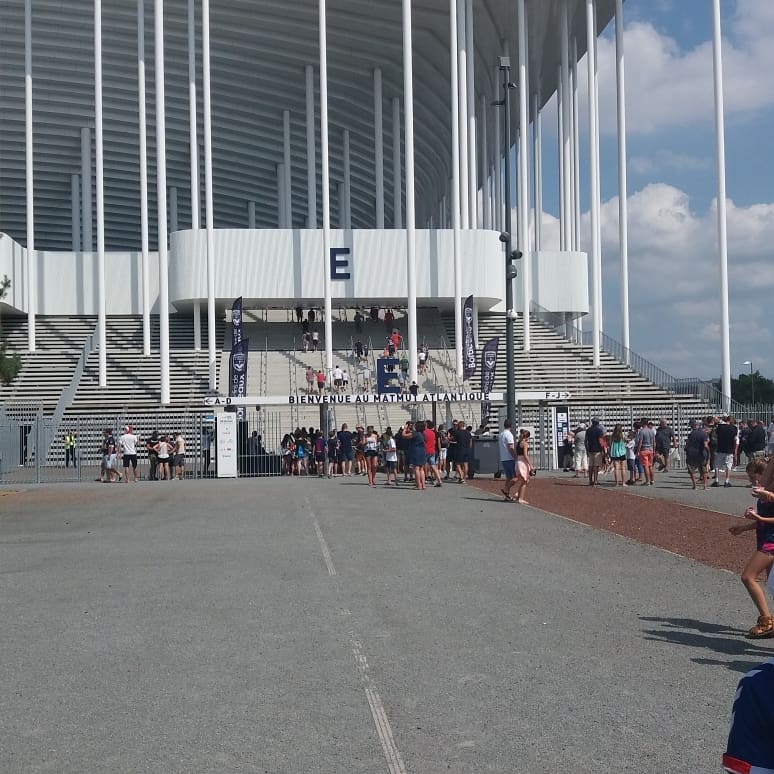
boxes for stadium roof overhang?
[0,0,617,250]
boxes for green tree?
[0,275,21,386]
[731,370,774,405]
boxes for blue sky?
[532,0,774,380]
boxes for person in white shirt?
[119,425,139,482]
[498,419,518,502]
[383,428,398,486]
[332,365,343,393]
[767,416,774,456]
[361,366,372,392]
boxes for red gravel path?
[470,475,753,575]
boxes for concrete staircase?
[0,316,97,415]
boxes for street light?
[743,360,755,405]
[494,56,519,421]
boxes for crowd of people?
[556,415,774,491]
[94,425,189,482]
[279,420,476,488]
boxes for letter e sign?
[330,247,351,281]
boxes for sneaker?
[711,481,719,488]
[724,482,731,488]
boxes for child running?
[728,460,774,638]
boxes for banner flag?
[229,337,249,421]
[462,295,476,380]
[480,337,499,427]
[231,296,243,349]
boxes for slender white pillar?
[188,0,200,231]
[392,96,402,228]
[247,200,256,228]
[560,3,572,253]
[571,38,581,251]
[586,0,601,367]
[277,163,286,228]
[319,0,333,375]
[593,11,603,342]
[283,109,292,227]
[71,175,81,252]
[494,73,502,231]
[342,129,352,229]
[187,0,202,354]
[169,186,178,234]
[24,0,36,352]
[305,65,317,228]
[336,181,344,228]
[449,0,463,378]
[403,0,418,383]
[465,0,477,226]
[532,92,542,252]
[615,0,630,360]
[557,66,566,251]
[81,128,93,253]
[374,68,385,228]
[517,0,530,351]
[456,0,469,228]
[94,0,108,385]
[480,93,489,230]
[202,0,217,389]
[137,0,151,357]
[712,0,731,409]
[154,0,170,403]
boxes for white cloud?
[592,0,774,135]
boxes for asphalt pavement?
[0,477,768,773]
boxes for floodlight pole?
[496,58,516,421]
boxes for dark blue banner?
[462,295,476,381]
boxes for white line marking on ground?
[350,636,408,774]
[311,515,337,576]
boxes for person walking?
[498,419,518,502]
[585,417,605,487]
[316,369,326,395]
[728,460,774,638]
[513,428,533,504]
[654,418,676,472]
[423,420,442,487]
[572,424,587,478]
[119,425,139,482]
[403,420,427,490]
[713,416,738,488]
[382,428,398,486]
[326,430,339,478]
[363,425,380,487]
[635,418,657,486]
[683,420,710,490]
[173,431,186,480]
[305,366,316,395]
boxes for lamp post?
[494,57,519,421]
[743,360,755,405]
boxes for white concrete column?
[586,0,602,367]
[392,96,402,229]
[480,93,489,230]
[342,128,352,229]
[712,0,731,409]
[402,0,418,383]
[169,186,178,234]
[137,0,151,357]
[557,65,565,251]
[532,92,542,252]
[560,1,572,253]
[187,0,202,354]
[202,0,217,389]
[615,0,630,360]
[319,0,333,374]
[188,0,200,231]
[374,67,385,228]
[24,0,36,352]
[305,64,317,228]
[571,37,581,251]
[247,200,256,228]
[283,109,292,227]
[71,175,81,252]
[465,0,477,226]
[95,0,107,385]
[456,0,469,228]
[81,128,93,253]
[517,0,530,351]
[277,163,285,226]
[154,0,170,403]
[449,0,463,378]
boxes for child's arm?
[752,486,774,502]
[745,510,774,525]
[729,520,757,535]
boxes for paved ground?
[1,477,770,773]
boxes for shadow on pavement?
[640,616,773,672]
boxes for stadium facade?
[0,0,733,407]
